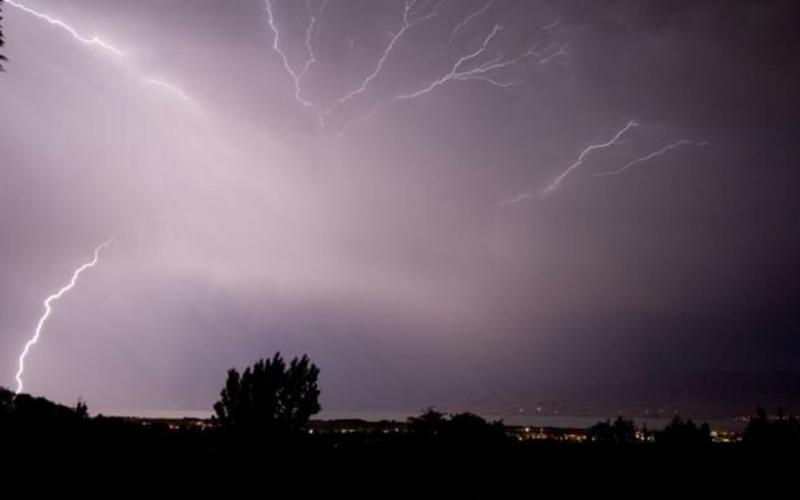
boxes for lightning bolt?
[542,120,639,196]
[394,24,543,101]
[497,192,532,207]
[343,14,566,133]
[336,101,386,137]
[540,42,569,64]
[14,241,111,396]
[6,0,123,56]
[264,0,321,108]
[338,23,555,134]
[445,0,496,47]
[142,77,193,102]
[261,0,562,132]
[592,139,694,178]
[328,0,446,112]
[541,19,561,32]
[7,0,193,103]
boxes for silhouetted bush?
[212,352,321,436]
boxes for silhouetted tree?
[0,0,5,70]
[213,353,320,435]
[75,398,89,419]
[587,416,638,445]
[657,415,711,446]
[0,386,12,420]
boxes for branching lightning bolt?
[261,0,562,133]
[264,0,321,108]
[6,0,123,56]
[336,7,564,133]
[14,241,111,396]
[542,120,639,196]
[501,129,702,206]
[592,139,693,178]
[445,0,496,47]
[395,24,542,100]
[329,0,446,111]
[7,1,193,103]
[540,43,569,64]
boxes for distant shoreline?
[99,409,747,432]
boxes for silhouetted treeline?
[659,415,712,446]
[586,415,714,446]
[3,355,799,497]
[587,416,639,444]
[407,407,508,444]
[3,396,797,494]
[1,386,88,450]
[743,406,800,447]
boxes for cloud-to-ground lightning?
[542,120,639,196]
[7,0,193,103]
[592,139,694,178]
[14,241,111,395]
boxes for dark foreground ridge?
[3,354,799,497]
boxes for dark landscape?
[3,353,799,495]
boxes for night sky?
[1,0,799,417]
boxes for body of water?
[104,409,745,432]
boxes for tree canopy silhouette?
[213,353,320,435]
[408,407,446,436]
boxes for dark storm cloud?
[1,0,798,416]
